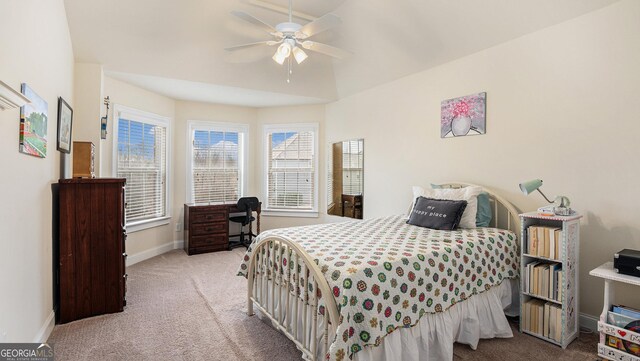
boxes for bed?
[237,182,521,361]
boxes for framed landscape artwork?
[57,97,73,153]
[441,92,486,138]
[19,84,48,157]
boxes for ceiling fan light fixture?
[292,46,308,64]
[277,42,292,58]
[228,5,350,72]
[272,51,287,65]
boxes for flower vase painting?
[440,92,486,138]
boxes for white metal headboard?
[436,181,521,237]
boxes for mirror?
[327,139,364,219]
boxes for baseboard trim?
[173,239,184,249]
[579,312,599,332]
[34,310,55,343]
[127,240,182,266]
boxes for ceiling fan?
[226,0,350,81]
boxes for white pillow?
[410,185,482,228]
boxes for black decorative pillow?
[407,197,468,230]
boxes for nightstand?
[590,262,640,361]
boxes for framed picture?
[441,92,486,138]
[57,97,73,153]
[19,84,48,158]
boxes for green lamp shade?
[519,179,543,195]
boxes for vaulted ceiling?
[64,0,618,107]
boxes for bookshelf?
[519,211,582,348]
[590,262,640,361]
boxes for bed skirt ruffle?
[354,278,518,361]
[254,278,518,361]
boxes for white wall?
[0,0,74,342]
[102,77,176,258]
[325,0,640,318]
[73,63,104,176]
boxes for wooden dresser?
[56,178,127,323]
[184,204,229,255]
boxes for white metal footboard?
[247,235,340,361]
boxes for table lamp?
[519,179,573,216]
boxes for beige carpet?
[48,249,600,361]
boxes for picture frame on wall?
[57,97,73,154]
[440,92,487,138]
[19,84,48,158]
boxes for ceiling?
[64,0,618,107]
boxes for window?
[187,121,248,204]
[264,123,318,216]
[342,139,363,195]
[114,106,171,231]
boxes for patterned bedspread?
[238,215,519,361]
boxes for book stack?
[524,262,563,301]
[526,226,562,259]
[522,299,563,342]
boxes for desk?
[183,202,261,255]
[341,194,363,219]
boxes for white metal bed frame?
[246,182,521,360]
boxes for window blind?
[327,144,334,207]
[117,118,167,223]
[342,139,363,195]
[191,130,240,204]
[267,131,315,210]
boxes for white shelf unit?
[590,262,640,361]
[0,80,30,111]
[519,212,582,348]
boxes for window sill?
[263,210,318,218]
[126,216,171,233]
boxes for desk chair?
[229,197,260,249]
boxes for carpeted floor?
[48,249,600,361]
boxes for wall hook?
[101,96,110,139]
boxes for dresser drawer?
[191,222,227,236]
[191,234,228,248]
[191,211,227,224]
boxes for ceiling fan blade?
[298,14,341,39]
[231,10,276,34]
[225,40,278,52]
[224,45,274,64]
[247,0,316,22]
[301,41,351,59]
